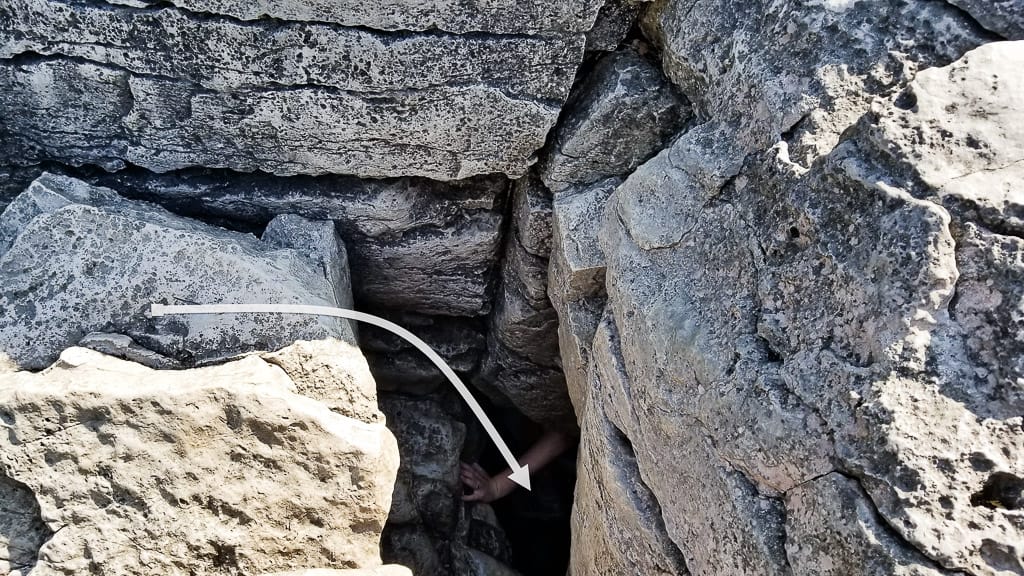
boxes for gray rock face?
[0,347,399,575]
[571,317,689,576]
[86,168,507,316]
[585,0,645,53]
[563,38,1024,576]
[0,0,594,180]
[104,0,604,35]
[511,174,554,258]
[642,0,991,162]
[948,0,1024,39]
[540,48,689,192]
[0,174,354,370]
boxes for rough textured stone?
[0,174,353,370]
[360,312,486,395]
[548,178,619,309]
[540,48,689,193]
[0,347,399,575]
[571,39,1024,576]
[474,332,572,429]
[556,297,604,421]
[0,0,593,180]
[948,0,1024,39]
[489,233,560,368]
[571,319,688,576]
[86,168,508,316]
[585,0,645,53]
[785,473,947,576]
[511,173,554,258]
[265,567,412,576]
[104,0,605,35]
[641,0,991,163]
[0,474,52,575]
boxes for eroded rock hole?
[0,473,54,574]
[971,472,1024,510]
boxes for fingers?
[459,462,491,502]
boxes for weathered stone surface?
[262,340,381,424]
[571,39,1024,576]
[511,173,554,258]
[557,297,604,420]
[360,312,486,395]
[540,48,688,192]
[585,0,645,53]
[265,566,412,576]
[0,474,52,575]
[548,178,619,309]
[0,347,399,575]
[948,0,1024,39]
[571,321,688,575]
[0,0,592,179]
[377,394,514,576]
[474,332,572,428]
[785,473,947,576]
[641,0,991,162]
[105,0,605,35]
[380,395,465,537]
[86,168,508,316]
[490,233,560,368]
[0,174,354,369]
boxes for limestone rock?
[948,0,1024,39]
[571,320,689,575]
[586,0,645,53]
[104,0,605,35]
[511,174,554,258]
[548,178,619,310]
[556,297,604,421]
[0,347,399,575]
[359,312,485,395]
[86,168,507,316]
[474,332,572,429]
[379,395,465,537]
[641,0,990,162]
[572,39,1024,576]
[0,0,593,179]
[785,473,948,576]
[540,48,689,192]
[264,566,412,576]
[490,233,560,368]
[0,174,353,370]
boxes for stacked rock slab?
[0,173,355,369]
[0,176,401,574]
[556,0,1024,572]
[0,0,603,179]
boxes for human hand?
[460,462,504,502]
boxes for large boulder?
[0,173,354,370]
[0,347,399,575]
[565,39,1024,575]
[0,0,603,180]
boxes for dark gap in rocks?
[468,395,577,576]
[970,471,1024,510]
[0,471,54,574]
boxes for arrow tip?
[508,465,531,491]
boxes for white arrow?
[149,303,531,491]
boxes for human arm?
[460,429,575,502]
